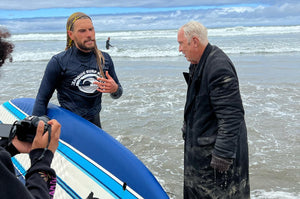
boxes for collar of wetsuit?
[74,46,94,62]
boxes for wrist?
[110,85,122,99]
[113,84,118,93]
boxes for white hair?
[180,21,208,45]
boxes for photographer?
[0,27,61,199]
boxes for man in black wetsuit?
[33,12,123,128]
[106,37,113,50]
[0,27,61,199]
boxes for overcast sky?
[0,0,299,33]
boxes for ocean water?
[0,26,299,198]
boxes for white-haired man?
[178,21,250,199]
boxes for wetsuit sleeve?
[25,148,57,199]
[208,58,244,159]
[105,54,123,99]
[32,57,61,116]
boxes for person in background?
[0,27,61,199]
[106,37,113,50]
[178,21,250,198]
[32,12,123,128]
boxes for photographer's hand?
[31,119,61,154]
[12,136,32,153]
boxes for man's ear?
[192,36,200,47]
[67,30,74,40]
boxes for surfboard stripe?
[3,101,27,119]
[56,176,81,199]
[11,158,26,184]
[57,144,120,198]
[11,157,26,176]
[58,140,139,199]
[0,103,18,124]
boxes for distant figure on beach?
[33,12,123,128]
[106,37,113,50]
[0,27,61,199]
[178,21,250,198]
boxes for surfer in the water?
[178,21,250,198]
[106,37,113,50]
[32,12,123,128]
[0,27,61,199]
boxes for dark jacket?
[0,145,56,198]
[183,43,250,198]
[33,46,122,120]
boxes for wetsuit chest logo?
[71,70,101,93]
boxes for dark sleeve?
[0,147,35,199]
[105,54,123,99]
[32,57,61,116]
[5,142,20,156]
[25,149,57,199]
[208,56,244,159]
[0,137,20,157]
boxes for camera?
[11,115,51,142]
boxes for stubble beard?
[77,40,95,52]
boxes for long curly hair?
[0,27,14,67]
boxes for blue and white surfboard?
[0,98,169,199]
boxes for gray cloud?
[1,2,299,33]
[0,0,299,10]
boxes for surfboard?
[0,98,169,199]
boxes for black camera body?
[12,115,50,142]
